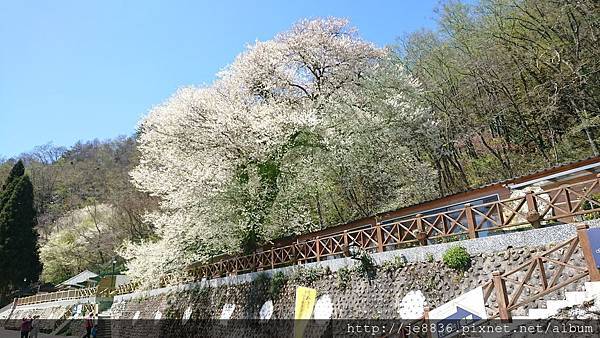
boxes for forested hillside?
[400,0,600,193]
[1,0,598,288]
[0,138,157,284]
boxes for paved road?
[0,329,76,338]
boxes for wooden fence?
[397,223,599,336]
[14,286,102,306]
[482,223,599,320]
[189,175,600,278]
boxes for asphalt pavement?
[0,328,76,338]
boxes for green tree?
[0,160,41,303]
[0,160,25,209]
[399,0,600,194]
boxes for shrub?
[290,266,325,285]
[336,266,352,289]
[582,192,600,220]
[254,272,271,288]
[269,271,287,300]
[197,286,210,299]
[355,251,377,279]
[380,255,406,273]
[442,246,471,271]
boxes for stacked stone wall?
[108,241,589,337]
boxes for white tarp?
[313,295,333,320]
[428,287,487,338]
[182,306,193,324]
[429,287,486,320]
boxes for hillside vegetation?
[0,138,156,284]
[400,0,600,193]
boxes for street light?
[348,244,361,260]
[112,259,117,288]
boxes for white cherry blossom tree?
[123,18,438,285]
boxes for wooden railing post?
[316,237,321,262]
[230,260,238,277]
[296,240,302,265]
[270,248,275,270]
[464,203,478,239]
[422,306,432,338]
[291,243,297,265]
[343,231,349,257]
[576,224,600,281]
[492,270,512,322]
[525,191,542,228]
[416,214,427,246]
[218,262,225,276]
[562,184,573,214]
[375,222,384,252]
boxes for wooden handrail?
[15,286,99,306]
[189,175,600,279]
[394,224,597,332]
[481,223,599,320]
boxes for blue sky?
[0,0,439,158]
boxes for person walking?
[29,315,40,338]
[83,312,94,338]
[19,317,32,338]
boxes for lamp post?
[112,259,117,288]
[348,244,361,260]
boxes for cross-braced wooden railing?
[14,286,100,306]
[394,223,599,337]
[481,223,599,320]
[110,281,141,296]
[188,175,600,279]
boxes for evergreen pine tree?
[0,160,41,302]
[0,160,25,210]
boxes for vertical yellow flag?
[294,286,317,338]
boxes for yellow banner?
[294,286,317,338]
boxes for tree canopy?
[0,138,157,285]
[400,0,600,193]
[123,18,439,284]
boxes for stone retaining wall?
[4,222,595,337]
[3,305,68,332]
[108,222,593,337]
